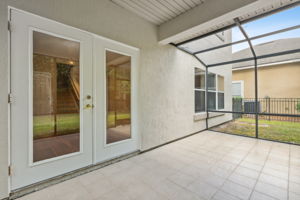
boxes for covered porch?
[1,0,300,199]
[18,131,300,200]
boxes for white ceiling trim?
[160,0,300,44]
[111,0,205,25]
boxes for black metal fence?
[233,97,300,122]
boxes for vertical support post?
[254,59,258,138]
[234,18,258,138]
[268,97,271,121]
[206,66,209,130]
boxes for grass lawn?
[34,112,130,139]
[107,112,130,127]
[212,117,300,144]
[33,113,79,139]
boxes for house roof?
[232,38,300,69]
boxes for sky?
[232,5,300,52]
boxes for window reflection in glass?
[33,31,80,162]
[218,93,224,109]
[195,68,205,90]
[106,51,131,144]
[207,73,216,90]
[218,76,224,92]
[208,92,216,110]
[195,91,205,112]
[195,68,206,113]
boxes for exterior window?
[232,81,243,98]
[218,93,224,109]
[207,73,216,110]
[208,92,216,110]
[218,76,225,109]
[195,68,225,113]
[207,73,216,90]
[207,73,225,111]
[195,68,205,112]
[218,76,224,91]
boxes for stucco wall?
[0,0,228,198]
[233,62,300,98]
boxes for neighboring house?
[232,38,300,99]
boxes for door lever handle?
[84,104,94,109]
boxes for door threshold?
[10,151,140,200]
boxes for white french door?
[93,37,139,163]
[10,10,94,189]
[10,9,139,190]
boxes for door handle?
[84,104,94,109]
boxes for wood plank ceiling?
[173,0,300,44]
[111,0,300,43]
[111,0,206,25]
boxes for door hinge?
[8,21,11,32]
[8,93,12,104]
[8,166,12,176]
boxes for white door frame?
[9,7,140,191]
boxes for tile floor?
[18,131,300,200]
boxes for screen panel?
[210,114,256,138]
[258,115,300,144]
[242,5,300,38]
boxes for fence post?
[267,97,271,121]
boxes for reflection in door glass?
[33,31,80,162]
[106,51,131,144]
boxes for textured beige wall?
[233,62,300,98]
[0,0,231,197]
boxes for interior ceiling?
[33,31,80,61]
[106,51,131,66]
[111,0,206,25]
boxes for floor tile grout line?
[167,136,236,199]
[209,137,258,200]
[247,142,275,200]
[169,134,249,200]
[133,137,215,200]
[16,131,296,200]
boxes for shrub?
[297,101,300,113]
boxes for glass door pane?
[106,50,131,144]
[33,31,80,162]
